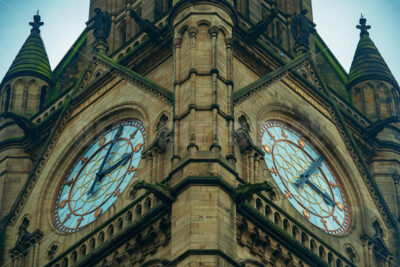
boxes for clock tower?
[0,0,399,266]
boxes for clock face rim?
[52,120,145,233]
[261,120,351,236]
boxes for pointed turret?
[348,16,399,120]
[0,13,52,116]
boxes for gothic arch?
[35,103,150,233]
[255,102,368,235]
[2,84,11,112]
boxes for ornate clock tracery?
[261,121,350,235]
[53,120,145,233]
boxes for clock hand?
[295,155,324,189]
[98,153,132,178]
[97,125,123,176]
[305,180,336,206]
[88,125,123,196]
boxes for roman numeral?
[127,167,137,174]
[77,217,84,228]
[59,199,67,209]
[130,129,138,139]
[63,214,71,224]
[269,168,278,174]
[266,129,275,141]
[333,216,341,225]
[80,156,88,163]
[281,128,288,139]
[114,189,121,197]
[63,180,73,187]
[284,191,293,199]
[329,181,339,188]
[321,218,328,229]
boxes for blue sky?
[0,0,399,84]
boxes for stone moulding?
[45,194,168,266]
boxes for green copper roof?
[348,17,397,89]
[1,15,52,87]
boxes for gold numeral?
[99,137,106,146]
[134,143,143,152]
[59,199,67,209]
[337,201,344,211]
[264,145,272,154]
[94,208,102,218]
[303,209,310,220]
[298,139,306,148]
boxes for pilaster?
[169,1,238,265]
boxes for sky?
[0,0,399,84]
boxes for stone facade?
[0,0,399,266]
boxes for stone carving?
[87,8,112,42]
[291,9,316,53]
[134,181,173,204]
[151,114,173,153]
[9,218,43,257]
[0,112,39,138]
[130,9,161,41]
[234,182,273,204]
[246,5,278,43]
[363,116,399,142]
[234,115,256,153]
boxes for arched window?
[39,86,47,110]
[61,257,68,267]
[256,198,263,212]
[3,85,11,112]
[328,253,334,265]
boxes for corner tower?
[0,13,52,117]
[0,13,52,220]
[348,16,399,120]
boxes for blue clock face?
[53,120,145,233]
[261,121,350,235]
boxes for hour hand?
[305,180,335,206]
[295,155,324,189]
[98,153,132,178]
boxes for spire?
[348,16,397,89]
[0,13,52,88]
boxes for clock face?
[53,120,145,233]
[261,121,350,235]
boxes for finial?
[29,11,44,34]
[356,15,371,36]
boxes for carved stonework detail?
[9,218,43,258]
[234,115,257,153]
[145,114,173,154]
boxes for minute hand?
[97,125,123,177]
[295,155,324,189]
[305,180,336,206]
[98,153,131,178]
[87,125,123,196]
